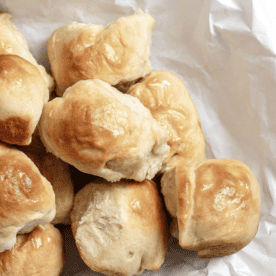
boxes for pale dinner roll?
[161,159,261,258]
[0,55,48,145]
[0,224,65,276]
[0,12,54,92]
[39,79,170,182]
[23,150,74,225]
[48,10,154,96]
[0,143,56,252]
[71,179,169,276]
[128,71,205,171]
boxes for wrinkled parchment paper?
[1,0,276,275]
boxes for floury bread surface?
[48,10,154,96]
[39,79,170,182]
[0,224,65,276]
[0,143,56,253]
[128,71,205,170]
[0,55,48,145]
[0,13,55,92]
[71,179,169,276]
[161,159,261,258]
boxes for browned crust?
[0,55,47,146]
[0,116,31,145]
[39,80,168,180]
[0,145,55,226]
[176,159,261,257]
[128,70,205,167]
[48,11,154,95]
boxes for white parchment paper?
[1,0,276,275]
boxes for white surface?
[1,0,276,275]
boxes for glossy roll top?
[128,70,205,170]
[161,158,261,258]
[0,224,65,276]
[48,9,154,96]
[0,143,56,252]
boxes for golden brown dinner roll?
[128,71,205,170]
[24,150,74,225]
[0,224,65,276]
[39,79,170,182]
[0,13,54,92]
[0,55,48,145]
[0,143,56,252]
[48,10,154,96]
[161,159,261,258]
[17,129,74,224]
[71,179,169,276]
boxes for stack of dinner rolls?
[0,9,261,276]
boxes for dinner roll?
[24,150,74,225]
[0,143,56,252]
[0,224,65,276]
[0,55,48,145]
[71,179,169,276]
[161,159,261,258]
[128,71,205,171]
[39,79,170,182]
[48,10,154,96]
[0,13,54,92]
